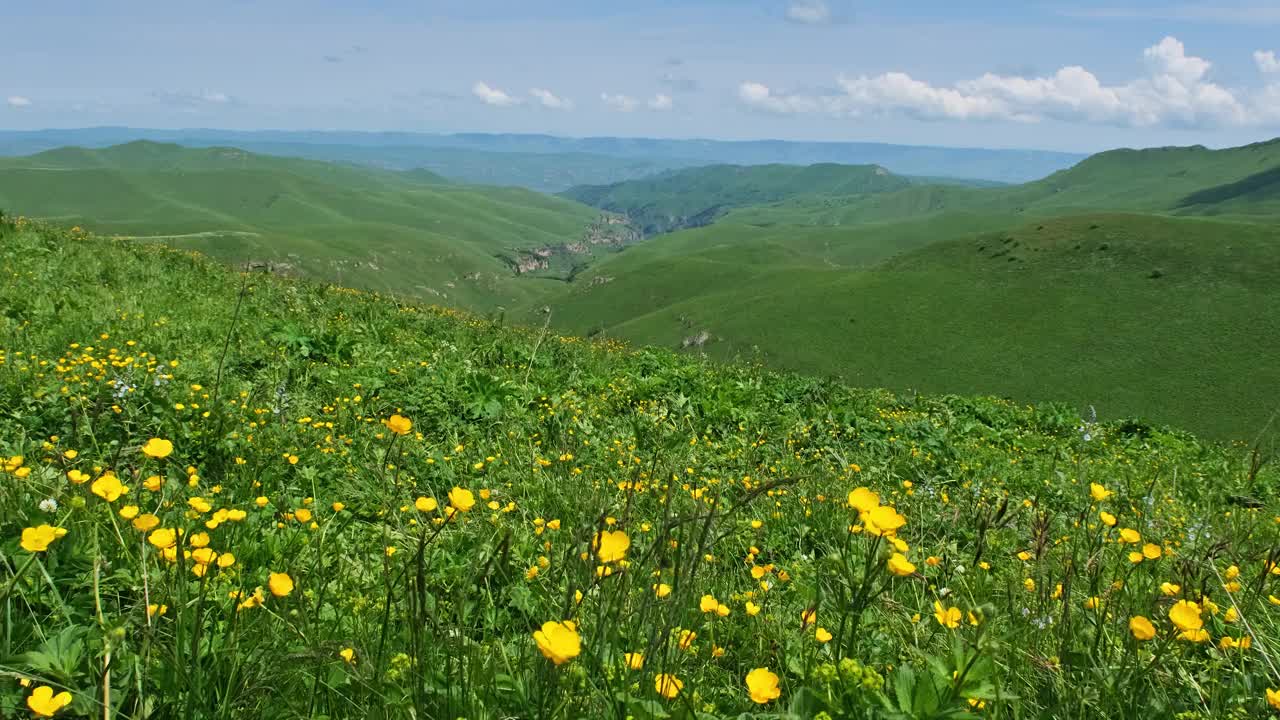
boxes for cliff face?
[507,212,641,276]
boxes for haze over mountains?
[1,132,1277,440]
[0,127,1084,190]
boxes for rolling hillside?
[562,163,915,235]
[0,141,622,310]
[531,138,1280,441]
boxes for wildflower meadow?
[1,215,1278,719]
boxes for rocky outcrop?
[507,212,641,275]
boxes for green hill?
[0,216,1276,720]
[561,163,914,235]
[0,141,617,310]
[532,211,1280,441]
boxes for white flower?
[39,498,59,513]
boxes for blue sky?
[4,0,1280,152]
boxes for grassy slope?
[561,164,914,235]
[5,219,1276,719]
[539,213,1280,441]
[0,142,598,310]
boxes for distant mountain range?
[0,127,1086,190]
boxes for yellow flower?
[745,601,761,616]
[1267,688,1280,711]
[1178,628,1210,643]
[147,603,168,617]
[119,505,139,520]
[1099,511,1117,527]
[815,627,833,643]
[132,514,160,532]
[26,685,72,717]
[1142,543,1162,560]
[67,469,90,485]
[934,601,961,629]
[1118,528,1140,544]
[887,553,916,576]
[268,572,295,597]
[595,530,630,563]
[700,595,721,613]
[332,502,345,512]
[415,496,438,512]
[295,508,313,523]
[339,648,356,664]
[91,472,128,502]
[1129,616,1156,640]
[20,525,68,553]
[847,487,879,512]
[745,667,781,704]
[1225,565,1240,580]
[1168,600,1202,632]
[678,629,696,650]
[386,414,413,435]
[864,505,906,537]
[654,673,684,700]
[1023,578,1036,592]
[1160,582,1181,596]
[141,438,173,459]
[801,608,817,627]
[448,487,475,512]
[654,583,672,598]
[625,652,645,670]
[1084,596,1101,610]
[148,528,177,549]
[532,620,581,665]
[1090,483,1112,502]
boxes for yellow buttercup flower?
[1267,688,1280,711]
[1142,543,1162,560]
[887,553,916,576]
[339,648,356,664]
[654,583,672,598]
[934,601,961,629]
[385,414,412,435]
[654,673,684,699]
[132,514,161,532]
[745,667,781,704]
[1168,600,1202,632]
[141,438,173,459]
[21,525,68,553]
[864,505,906,537]
[625,652,644,670]
[1129,616,1156,640]
[847,487,879,513]
[595,530,630,563]
[91,472,128,502]
[148,528,177,549]
[532,620,581,665]
[268,572,294,597]
[415,496,438,512]
[26,685,72,717]
[1090,483,1112,502]
[448,487,475,512]
[815,627,833,643]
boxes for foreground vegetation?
[2,216,1279,719]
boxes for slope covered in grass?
[562,163,915,235]
[1,217,1277,720]
[0,142,603,310]
[535,213,1280,441]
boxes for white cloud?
[1058,4,1280,24]
[786,0,831,24]
[6,96,31,107]
[472,81,519,107]
[529,87,572,109]
[1257,50,1280,74]
[648,93,673,111]
[601,92,639,112]
[741,36,1276,129]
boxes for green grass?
[2,216,1278,720]
[534,213,1280,441]
[0,141,604,311]
[561,164,914,235]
